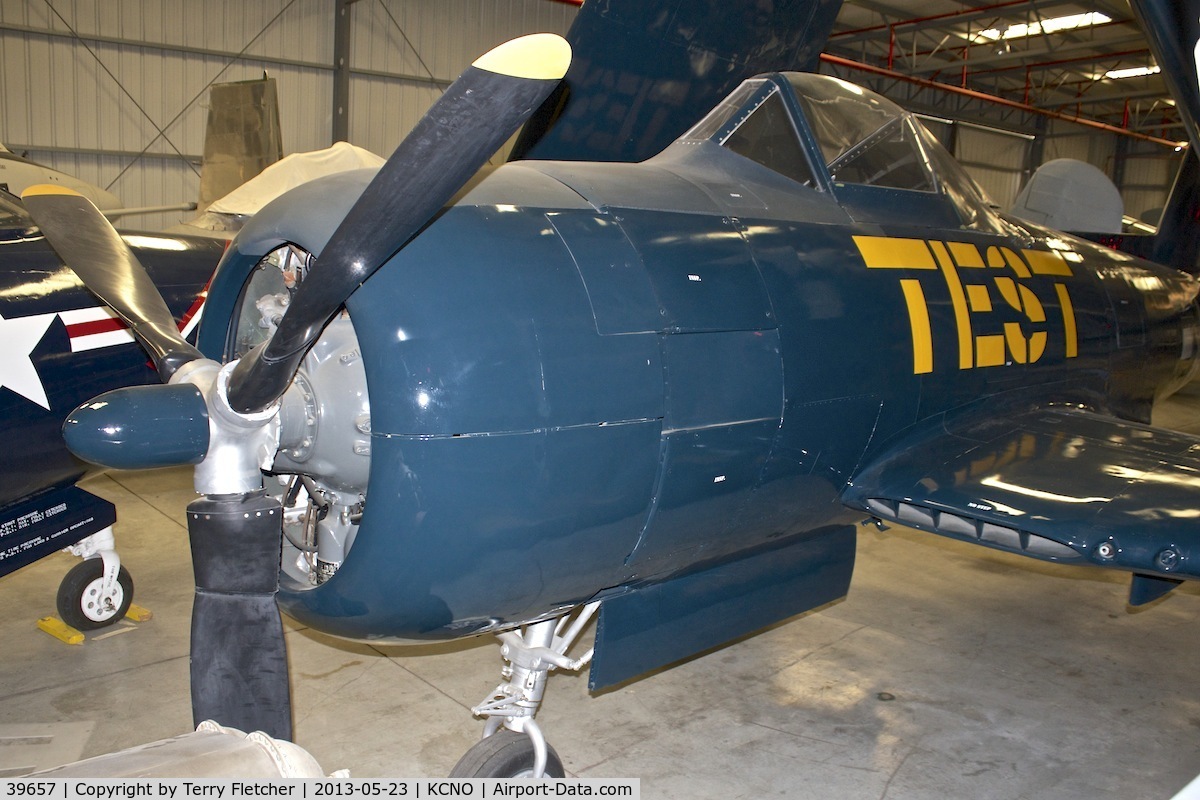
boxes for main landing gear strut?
[451,602,600,779]
[58,527,133,630]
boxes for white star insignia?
[0,310,56,410]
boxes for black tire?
[56,559,134,630]
[449,729,565,778]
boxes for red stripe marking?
[178,295,206,331]
[178,279,212,332]
[66,318,128,338]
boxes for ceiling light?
[1103,65,1161,79]
[968,12,1111,43]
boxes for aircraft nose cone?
[63,384,210,469]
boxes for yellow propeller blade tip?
[472,33,571,81]
[22,184,83,199]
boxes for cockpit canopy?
[680,72,1003,230]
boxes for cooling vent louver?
[865,498,1079,560]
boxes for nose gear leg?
[457,602,599,778]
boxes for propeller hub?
[185,360,284,496]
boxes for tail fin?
[198,77,284,210]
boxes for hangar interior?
[0,0,1184,230]
[1,0,1199,796]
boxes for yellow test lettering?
[854,235,1079,375]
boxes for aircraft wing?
[511,0,844,163]
[842,406,1200,604]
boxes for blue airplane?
[20,0,1200,780]
[0,190,221,630]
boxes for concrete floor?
[3,391,1200,797]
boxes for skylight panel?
[1103,65,1161,79]
[968,12,1111,43]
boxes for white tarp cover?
[206,141,385,216]
[1009,158,1124,234]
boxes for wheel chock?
[125,604,153,622]
[37,616,84,645]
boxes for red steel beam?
[967,47,1151,76]
[877,19,1134,65]
[832,0,1030,38]
[819,52,1181,147]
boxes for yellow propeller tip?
[472,33,571,81]
[22,184,83,199]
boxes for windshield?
[681,79,772,143]
[680,73,1011,231]
[721,90,816,186]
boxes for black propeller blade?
[21,185,203,382]
[22,187,295,739]
[188,493,292,739]
[29,31,571,744]
[225,32,572,414]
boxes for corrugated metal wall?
[954,124,1031,210]
[0,0,576,230]
[1120,150,1183,224]
[1,2,1182,232]
[1042,120,1119,167]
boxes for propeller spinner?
[27,32,571,739]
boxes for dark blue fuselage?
[201,125,1196,643]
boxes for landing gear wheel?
[56,560,133,630]
[449,730,565,779]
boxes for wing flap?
[845,407,1200,581]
